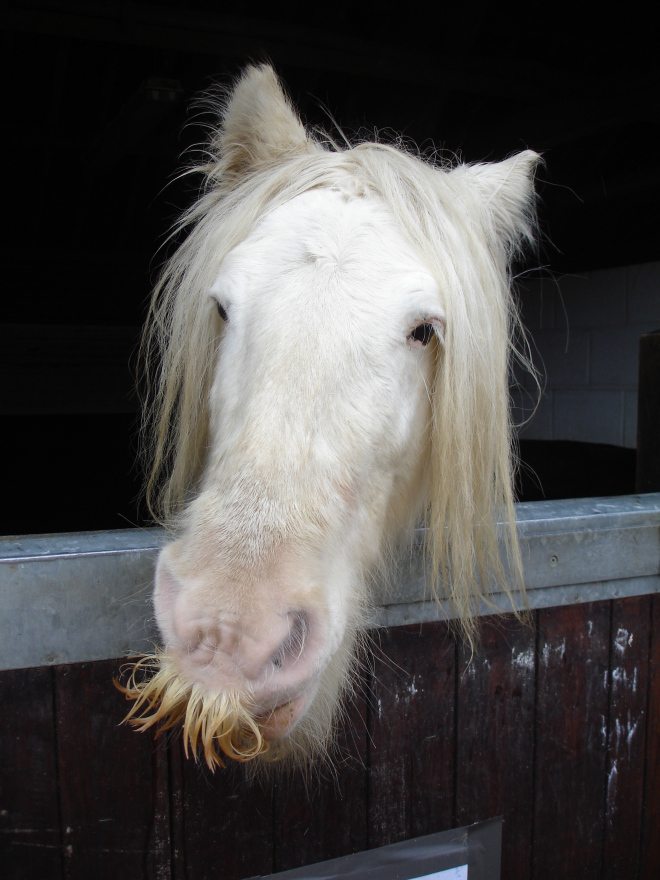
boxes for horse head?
[119,65,539,768]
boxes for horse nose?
[153,548,319,699]
[183,611,310,684]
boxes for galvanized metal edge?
[375,575,660,629]
[1,494,659,671]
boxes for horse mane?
[141,77,538,640]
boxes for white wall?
[513,261,660,448]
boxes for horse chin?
[257,689,316,741]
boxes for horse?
[119,64,539,770]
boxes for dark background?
[2,2,657,533]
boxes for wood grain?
[54,659,170,880]
[456,614,536,880]
[172,743,273,880]
[273,692,369,872]
[640,594,660,880]
[602,596,650,879]
[0,667,63,879]
[367,623,456,846]
[533,602,611,880]
[1,598,659,877]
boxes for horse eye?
[409,323,435,346]
[215,301,228,322]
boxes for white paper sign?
[411,867,468,880]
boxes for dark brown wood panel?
[532,602,611,880]
[641,594,660,880]
[367,624,456,848]
[273,692,369,872]
[171,742,273,880]
[407,625,456,837]
[456,615,537,880]
[54,659,170,880]
[0,667,62,880]
[602,596,651,879]
[2,597,660,879]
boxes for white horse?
[120,64,539,769]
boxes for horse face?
[153,186,443,745]
[123,65,538,766]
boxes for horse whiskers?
[115,653,268,770]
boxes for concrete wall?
[513,261,660,448]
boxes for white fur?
[138,65,539,763]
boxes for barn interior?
[3,2,659,534]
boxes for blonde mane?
[142,134,536,634]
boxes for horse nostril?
[270,611,309,671]
[176,612,314,683]
[185,627,220,663]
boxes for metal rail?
[1,494,659,671]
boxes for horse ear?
[213,64,316,182]
[452,150,541,250]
